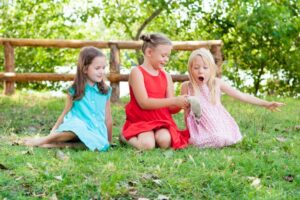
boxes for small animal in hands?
[187,96,201,120]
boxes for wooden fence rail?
[0,38,223,102]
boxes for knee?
[139,139,155,150]
[155,129,171,149]
[136,131,155,150]
[157,139,170,149]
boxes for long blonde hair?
[187,48,218,104]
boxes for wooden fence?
[0,38,223,102]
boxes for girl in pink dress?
[181,48,284,148]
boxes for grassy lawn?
[0,92,299,199]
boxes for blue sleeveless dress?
[56,83,111,151]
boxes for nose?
[198,68,203,73]
[99,68,105,73]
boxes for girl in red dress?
[121,33,190,150]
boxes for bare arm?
[219,78,285,111]
[50,94,73,133]
[165,71,182,114]
[180,81,191,125]
[129,67,188,110]
[105,100,113,143]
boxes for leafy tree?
[0,0,299,97]
[94,0,206,76]
[197,0,300,96]
[1,0,91,90]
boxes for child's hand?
[183,95,190,109]
[176,95,190,109]
[264,101,285,112]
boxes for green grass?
[0,92,299,199]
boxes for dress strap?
[187,82,193,95]
[138,65,161,77]
[137,65,143,73]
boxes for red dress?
[122,66,189,149]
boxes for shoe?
[187,96,201,120]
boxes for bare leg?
[24,131,77,147]
[155,128,171,149]
[127,131,156,150]
[40,142,85,149]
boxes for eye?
[96,65,105,70]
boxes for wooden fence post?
[109,44,120,103]
[4,42,15,95]
[210,45,223,78]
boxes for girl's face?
[146,44,172,69]
[85,56,106,85]
[190,55,211,85]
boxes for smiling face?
[190,55,211,85]
[146,44,172,69]
[85,56,106,85]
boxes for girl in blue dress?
[24,46,112,151]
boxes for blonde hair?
[187,48,218,104]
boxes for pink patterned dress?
[187,83,242,148]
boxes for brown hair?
[71,46,109,101]
[140,33,172,54]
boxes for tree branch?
[134,0,173,40]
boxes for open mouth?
[198,76,204,82]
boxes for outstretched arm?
[105,100,113,143]
[129,67,188,110]
[50,94,73,133]
[220,79,285,111]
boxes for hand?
[264,101,285,112]
[183,95,190,109]
[176,95,190,109]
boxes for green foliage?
[200,0,300,96]
[0,0,93,90]
[1,0,72,39]
[0,0,299,96]
[100,0,300,96]
[0,93,299,199]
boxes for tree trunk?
[134,0,173,65]
[254,64,265,95]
